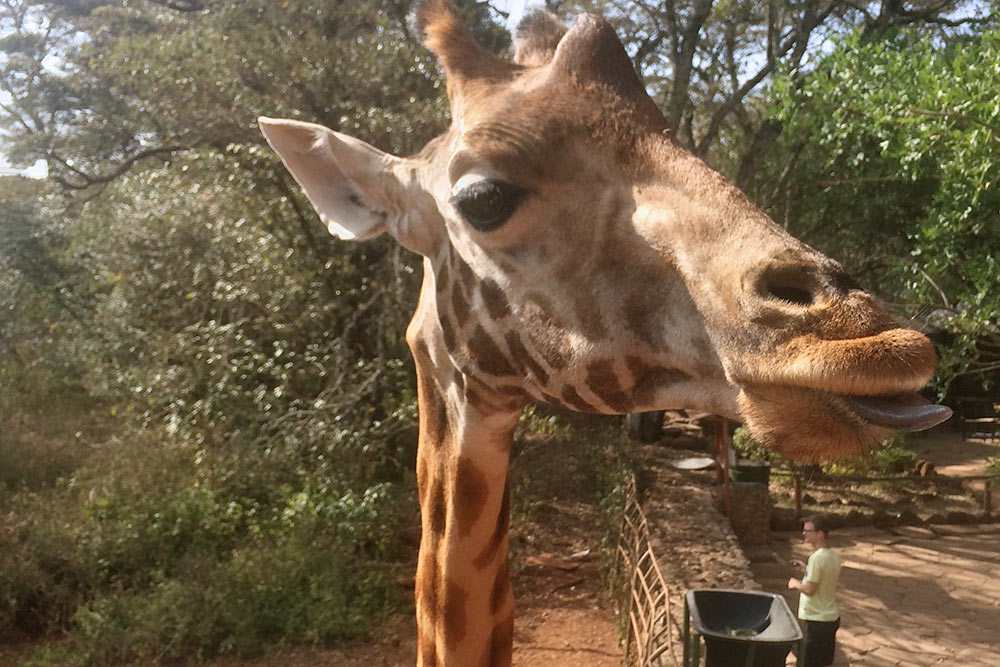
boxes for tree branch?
[905,108,1000,143]
[695,0,835,156]
[50,144,193,191]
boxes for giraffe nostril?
[767,285,814,306]
[757,264,818,307]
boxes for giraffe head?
[259,1,950,463]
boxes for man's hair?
[803,515,830,535]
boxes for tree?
[555,0,987,186]
[0,0,510,657]
[768,25,1000,390]
[0,175,107,487]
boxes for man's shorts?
[801,617,840,667]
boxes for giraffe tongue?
[843,393,952,431]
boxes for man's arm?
[787,577,819,595]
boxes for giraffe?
[257,2,951,665]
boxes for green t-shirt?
[798,547,841,622]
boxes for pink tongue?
[843,394,952,431]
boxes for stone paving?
[750,524,1000,666]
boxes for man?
[788,515,841,667]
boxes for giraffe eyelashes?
[450,179,527,232]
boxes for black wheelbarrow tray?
[683,589,803,667]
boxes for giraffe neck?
[408,277,526,666]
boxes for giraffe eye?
[450,179,526,232]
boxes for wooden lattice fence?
[616,476,676,667]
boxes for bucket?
[730,460,771,484]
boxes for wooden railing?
[616,475,676,667]
[956,396,1000,441]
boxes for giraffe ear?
[258,117,399,241]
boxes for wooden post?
[984,477,992,517]
[715,417,733,517]
[793,475,802,520]
[714,419,725,485]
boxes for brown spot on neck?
[523,292,571,370]
[483,612,514,667]
[454,455,490,537]
[454,254,476,295]
[561,385,598,413]
[474,478,510,569]
[468,326,517,377]
[572,288,608,340]
[624,292,670,351]
[504,331,550,386]
[416,372,449,450]
[451,282,471,329]
[416,545,441,637]
[428,477,446,536]
[625,355,691,406]
[585,358,631,412]
[443,579,469,647]
[480,278,511,320]
[489,563,510,614]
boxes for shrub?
[731,425,771,462]
[823,434,915,476]
[0,424,412,663]
[73,529,398,662]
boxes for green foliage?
[1,429,409,663]
[770,27,1000,392]
[733,424,916,476]
[561,0,984,165]
[0,0,465,659]
[510,412,633,577]
[731,424,772,462]
[988,445,1000,478]
[517,403,573,438]
[822,434,916,476]
[0,176,109,490]
[70,481,399,662]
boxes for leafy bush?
[823,435,916,476]
[0,431,411,663]
[732,424,916,475]
[731,425,773,462]
[72,514,397,662]
[0,490,89,636]
[987,449,1000,478]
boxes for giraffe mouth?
[837,392,951,431]
[736,382,951,463]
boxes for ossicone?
[407,0,513,84]
[513,8,567,66]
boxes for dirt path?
[751,524,1000,666]
[909,427,995,477]
[748,427,1000,666]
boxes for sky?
[0,1,532,181]
[492,0,529,30]
[0,89,48,178]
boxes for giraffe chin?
[736,384,949,464]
